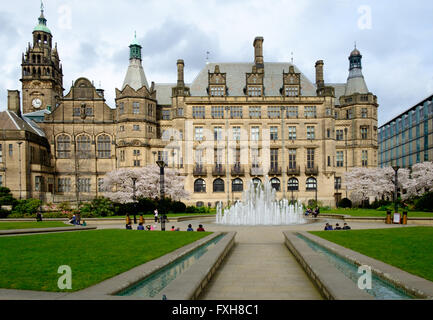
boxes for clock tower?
[21,2,63,115]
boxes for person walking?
[154,209,159,223]
[126,214,132,230]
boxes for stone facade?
[1,8,378,207]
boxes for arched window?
[271,178,280,191]
[288,178,299,191]
[252,178,262,188]
[97,134,111,158]
[213,179,225,193]
[306,177,317,190]
[232,178,243,192]
[57,135,71,158]
[194,179,206,193]
[77,135,91,159]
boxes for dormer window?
[282,66,301,97]
[248,86,262,97]
[285,86,299,97]
[210,86,225,97]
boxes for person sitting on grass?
[197,224,205,232]
[171,226,176,231]
[150,225,155,231]
[343,223,351,230]
[313,207,320,218]
[69,214,76,225]
[187,224,194,232]
[82,220,87,227]
[137,222,145,230]
[125,214,132,230]
[334,223,342,230]
[146,225,151,231]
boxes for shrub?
[172,201,186,213]
[414,192,433,212]
[370,199,392,209]
[11,199,42,217]
[338,198,352,208]
[136,198,157,214]
[0,187,18,207]
[79,197,115,218]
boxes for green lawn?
[0,229,211,292]
[0,221,72,230]
[321,208,433,217]
[310,227,433,282]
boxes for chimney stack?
[8,90,21,117]
[253,37,264,70]
[177,59,185,86]
[315,60,324,88]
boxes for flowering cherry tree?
[102,165,189,203]
[402,161,433,200]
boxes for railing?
[231,164,245,176]
[212,165,226,176]
[268,166,282,175]
[286,165,300,176]
[193,165,207,176]
[305,165,319,175]
[250,167,264,176]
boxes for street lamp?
[17,142,23,200]
[392,165,400,214]
[131,177,137,224]
[156,160,167,231]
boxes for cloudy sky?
[0,0,432,126]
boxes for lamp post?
[156,160,167,231]
[344,127,348,198]
[131,177,137,224]
[17,142,23,200]
[392,165,400,214]
[315,180,318,205]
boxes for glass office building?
[379,94,433,168]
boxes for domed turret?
[33,1,51,35]
[344,45,368,96]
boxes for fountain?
[216,177,306,225]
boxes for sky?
[0,0,432,126]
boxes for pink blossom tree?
[102,165,189,203]
[402,161,433,200]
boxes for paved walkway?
[86,216,407,300]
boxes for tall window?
[57,135,71,158]
[306,126,315,140]
[194,179,206,193]
[270,149,279,170]
[77,135,91,159]
[9,144,13,157]
[35,176,43,192]
[336,129,344,141]
[215,148,223,165]
[78,178,91,193]
[249,106,261,118]
[287,106,298,118]
[133,125,140,131]
[306,148,315,169]
[158,151,168,163]
[362,150,368,167]
[251,127,260,141]
[213,179,225,192]
[288,126,297,140]
[288,178,299,191]
[232,178,244,192]
[118,103,124,115]
[304,106,317,118]
[148,104,154,117]
[251,148,260,168]
[162,110,171,120]
[336,151,344,167]
[0,144,2,163]
[232,127,241,141]
[306,177,317,190]
[361,127,368,139]
[211,106,224,118]
[98,178,105,192]
[193,106,205,119]
[288,149,297,169]
[195,149,204,167]
[133,102,140,114]
[120,150,125,162]
[270,126,278,140]
[268,106,281,118]
[334,177,342,190]
[234,148,241,166]
[361,108,368,118]
[97,135,111,158]
[248,86,262,97]
[214,127,223,141]
[195,127,203,141]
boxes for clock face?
[32,98,42,109]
